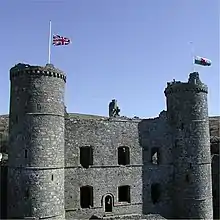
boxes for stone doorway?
[104,195,113,212]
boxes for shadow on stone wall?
[0,165,7,219]
[211,140,219,220]
[138,119,147,216]
[0,133,8,154]
[0,130,8,219]
[138,119,162,217]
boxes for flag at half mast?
[52,34,71,46]
[194,56,211,66]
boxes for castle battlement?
[10,63,66,82]
[165,72,208,95]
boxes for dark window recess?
[25,189,29,199]
[118,185,130,203]
[118,146,130,165]
[24,101,28,111]
[174,139,178,148]
[90,215,100,219]
[80,186,93,208]
[151,183,161,204]
[37,104,41,110]
[180,123,184,130]
[189,163,192,169]
[24,150,28,158]
[0,134,2,145]
[51,174,54,181]
[185,174,190,183]
[151,147,160,165]
[80,146,93,168]
[213,189,217,198]
[15,115,18,123]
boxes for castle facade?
[0,63,218,219]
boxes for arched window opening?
[118,185,130,203]
[118,146,130,165]
[151,183,160,204]
[104,195,113,212]
[80,186,93,208]
[80,146,93,168]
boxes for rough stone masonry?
[0,63,219,219]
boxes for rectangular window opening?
[25,189,29,199]
[151,183,161,204]
[80,146,93,168]
[118,146,130,165]
[118,185,130,203]
[80,186,93,208]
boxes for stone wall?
[64,115,143,219]
[0,114,219,219]
[138,112,173,218]
[64,111,174,219]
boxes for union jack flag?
[52,34,71,46]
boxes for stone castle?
[0,63,219,219]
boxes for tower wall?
[164,72,213,219]
[7,64,66,219]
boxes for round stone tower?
[7,63,66,219]
[164,72,213,219]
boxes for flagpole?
[48,20,52,64]
[189,41,195,72]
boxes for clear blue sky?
[0,0,219,117]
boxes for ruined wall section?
[138,111,173,218]
[64,115,143,219]
[7,64,66,219]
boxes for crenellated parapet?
[165,83,208,95]
[10,63,66,82]
[164,72,208,95]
